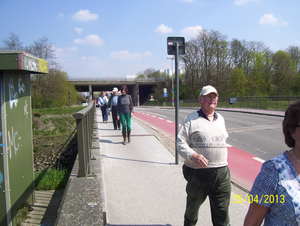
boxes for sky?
[1,0,299,78]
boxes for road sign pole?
[167,37,185,165]
[175,42,179,165]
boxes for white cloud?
[259,14,288,26]
[55,46,78,58]
[56,13,64,19]
[181,25,203,39]
[234,0,261,5]
[155,24,173,34]
[74,34,105,46]
[72,10,98,22]
[74,27,83,34]
[281,21,289,26]
[110,50,153,61]
[57,56,107,77]
[182,0,194,2]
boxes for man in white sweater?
[178,85,231,226]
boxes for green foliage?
[228,68,248,96]
[32,106,84,190]
[246,51,272,96]
[271,50,297,96]
[179,84,198,100]
[135,74,146,80]
[35,167,70,190]
[32,106,85,136]
[177,29,300,98]
[34,116,75,136]
[34,106,85,115]
[31,70,83,109]
[291,72,300,94]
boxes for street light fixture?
[167,56,174,108]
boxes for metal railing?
[217,96,300,110]
[68,77,168,82]
[73,101,95,177]
[147,96,300,111]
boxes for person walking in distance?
[98,91,108,123]
[117,85,134,145]
[177,85,231,226]
[108,87,121,130]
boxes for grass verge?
[32,105,86,190]
[35,167,70,190]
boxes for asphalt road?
[135,106,288,162]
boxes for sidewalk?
[97,108,250,226]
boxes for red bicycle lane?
[133,111,263,192]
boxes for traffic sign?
[163,88,167,97]
[167,37,185,55]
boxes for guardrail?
[73,101,95,177]
[56,101,105,225]
[218,96,300,110]
[68,77,168,82]
[146,96,300,111]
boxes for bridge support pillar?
[89,84,92,102]
[131,84,139,106]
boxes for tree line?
[181,29,300,99]
[1,32,83,109]
[3,30,299,106]
[139,29,300,102]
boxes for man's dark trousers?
[183,165,231,226]
[112,106,120,129]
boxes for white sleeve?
[177,115,196,160]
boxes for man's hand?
[191,153,209,168]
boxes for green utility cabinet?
[0,50,48,226]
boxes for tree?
[247,51,272,96]
[181,39,202,89]
[209,30,230,93]
[25,37,56,67]
[271,50,297,96]
[31,69,82,108]
[230,39,246,69]
[181,29,230,94]
[25,37,57,99]
[286,45,300,72]
[135,74,146,80]
[1,32,23,50]
[228,68,248,96]
[142,68,157,79]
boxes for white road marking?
[253,157,265,163]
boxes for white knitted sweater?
[177,109,228,169]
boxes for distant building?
[158,68,184,76]
[126,75,137,80]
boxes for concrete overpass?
[68,77,167,106]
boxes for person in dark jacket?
[108,87,121,130]
[117,85,134,145]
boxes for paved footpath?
[97,108,250,226]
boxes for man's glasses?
[203,95,219,101]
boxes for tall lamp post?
[167,56,174,107]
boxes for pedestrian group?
[98,85,134,145]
